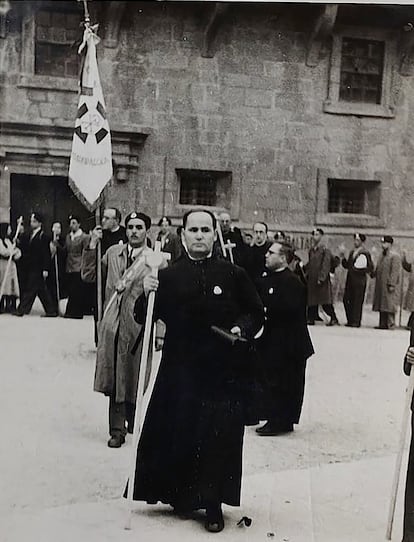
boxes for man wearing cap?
[339,233,374,328]
[373,235,401,330]
[63,215,90,319]
[15,212,56,317]
[92,212,155,448]
[305,228,339,326]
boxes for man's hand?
[49,242,57,258]
[406,347,414,365]
[388,284,396,294]
[42,270,48,280]
[115,280,126,293]
[143,275,159,297]
[230,326,242,337]
[89,226,103,249]
[155,337,164,351]
[317,279,323,286]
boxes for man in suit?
[373,235,401,330]
[15,212,56,317]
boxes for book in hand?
[210,325,248,347]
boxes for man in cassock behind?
[130,209,264,533]
[256,242,314,436]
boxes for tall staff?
[386,331,414,540]
[125,242,167,530]
[0,216,23,303]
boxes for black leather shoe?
[205,505,224,533]
[257,423,294,436]
[326,319,339,326]
[307,320,315,326]
[41,312,58,318]
[13,311,24,317]
[107,435,125,448]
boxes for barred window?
[339,38,385,104]
[35,9,81,78]
[178,169,232,207]
[328,179,380,216]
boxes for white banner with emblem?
[68,24,112,211]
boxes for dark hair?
[278,241,295,264]
[0,222,10,241]
[274,230,286,241]
[31,212,43,224]
[313,228,324,236]
[68,215,81,224]
[253,221,268,233]
[182,209,217,229]
[158,216,172,227]
[105,207,121,223]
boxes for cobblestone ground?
[0,303,411,541]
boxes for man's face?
[69,219,80,233]
[354,237,362,249]
[160,218,170,235]
[381,241,391,252]
[182,212,217,259]
[30,217,41,231]
[102,209,117,231]
[253,223,267,246]
[126,218,147,248]
[265,242,286,271]
[219,213,231,234]
[52,222,62,236]
[312,231,322,245]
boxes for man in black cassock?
[339,233,374,328]
[245,221,272,284]
[130,209,264,533]
[213,211,247,267]
[256,242,314,436]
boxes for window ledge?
[323,100,395,119]
[316,213,384,227]
[18,74,78,93]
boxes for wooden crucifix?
[224,239,236,264]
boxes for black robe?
[403,326,414,541]
[245,241,272,284]
[130,255,264,510]
[257,268,314,425]
[213,227,248,268]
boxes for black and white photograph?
[2,0,414,540]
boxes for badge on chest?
[213,285,223,295]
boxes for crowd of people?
[1,207,413,534]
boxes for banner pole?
[95,206,103,324]
[0,217,23,304]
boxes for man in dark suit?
[15,212,56,317]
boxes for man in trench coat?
[83,212,155,448]
[372,235,401,330]
[305,228,339,326]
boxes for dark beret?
[125,212,151,230]
[31,212,43,223]
[354,233,366,243]
[382,235,394,244]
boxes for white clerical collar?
[69,229,83,241]
[187,251,213,261]
[274,266,287,273]
[111,226,120,233]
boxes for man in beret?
[83,212,151,448]
[15,212,56,317]
[339,233,374,327]
[373,235,401,330]
[92,212,155,448]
